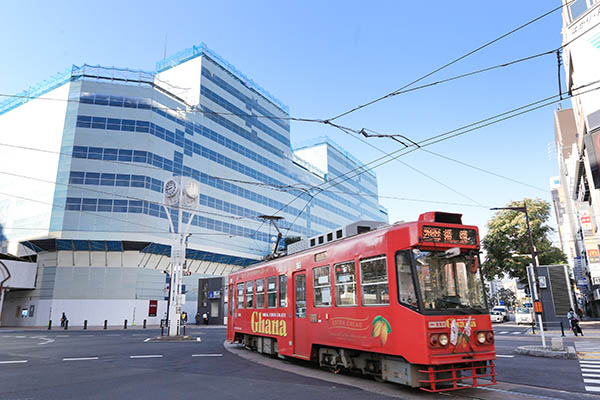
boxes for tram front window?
[413,250,486,312]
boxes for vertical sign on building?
[148,300,158,317]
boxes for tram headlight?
[477,332,486,344]
[438,334,449,346]
[486,331,494,343]
[429,334,439,347]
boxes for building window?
[570,0,594,21]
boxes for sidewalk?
[0,324,227,332]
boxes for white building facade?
[552,1,600,315]
[0,43,387,326]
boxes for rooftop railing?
[156,42,289,114]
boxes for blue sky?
[1,1,567,237]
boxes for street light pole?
[491,203,547,347]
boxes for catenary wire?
[279,80,600,233]
[327,1,575,122]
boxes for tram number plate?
[421,226,476,245]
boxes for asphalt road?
[0,325,597,400]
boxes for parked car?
[490,310,504,323]
[515,307,533,325]
[492,306,509,321]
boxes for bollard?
[64,320,69,330]
[48,320,52,330]
[560,321,565,337]
[143,319,147,329]
[124,319,127,329]
[183,325,186,336]
[104,320,108,330]
[84,320,88,330]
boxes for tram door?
[292,272,310,357]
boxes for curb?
[514,345,577,359]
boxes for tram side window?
[295,274,306,318]
[313,265,332,307]
[396,251,418,309]
[279,274,288,307]
[360,255,389,306]
[245,281,254,308]
[267,276,277,308]
[236,283,244,309]
[256,278,265,308]
[334,261,357,306]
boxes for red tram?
[226,212,496,392]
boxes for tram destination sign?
[420,226,477,245]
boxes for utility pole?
[491,203,547,347]
[163,177,200,336]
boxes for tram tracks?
[225,341,596,400]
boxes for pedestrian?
[202,311,209,325]
[195,312,201,325]
[181,311,187,325]
[60,312,67,327]
[568,308,584,336]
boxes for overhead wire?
[278,80,600,233]
[326,1,575,122]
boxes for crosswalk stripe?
[580,360,600,364]
[585,386,600,392]
[581,368,600,373]
[583,373,600,378]
[584,378,600,384]
[581,363,600,367]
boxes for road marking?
[132,334,146,336]
[581,368,600,373]
[510,331,521,335]
[56,335,70,338]
[107,334,121,336]
[584,378,600,384]
[581,360,600,364]
[192,354,223,357]
[130,355,162,359]
[583,373,600,378]
[498,331,509,334]
[0,360,28,364]
[581,362,600,367]
[62,357,99,361]
[496,355,514,358]
[15,335,26,338]
[586,386,600,392]
[144,338,151,342]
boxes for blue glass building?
[0,43,387,326]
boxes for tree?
[495,288,517,308]
[482,198,567,282]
